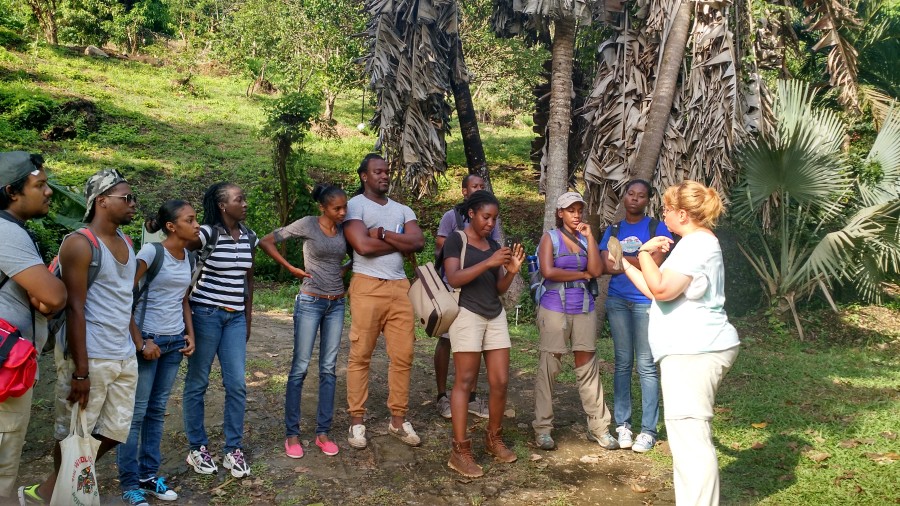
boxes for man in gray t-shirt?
[343,154,425,450]
[0,152,66,500]
[432,174,498,420]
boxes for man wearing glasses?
[20,168,149,505]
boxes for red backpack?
[0,317,37,402]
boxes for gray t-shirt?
[134,243,191,335]
[0,220,49,352]
[346,195,417,280]
[274,216,347,296]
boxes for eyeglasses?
[105,194,137,204]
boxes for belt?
[301,291,345,301]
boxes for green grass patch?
[254,282,299,313]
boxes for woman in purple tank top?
[531,192,618,451]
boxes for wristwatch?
[377,227,386,240]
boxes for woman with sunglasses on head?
[258,183,348,459]
[442,190,523,478]
[183,182,258,479]
[599,179,673,453]
[532,192,618,452]
[117,200,198,505]
[618,180,740,506]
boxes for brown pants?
[347,273,415,418]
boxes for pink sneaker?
[285,439,304,459]
[315,436,339,456]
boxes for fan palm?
[732,80,900,339]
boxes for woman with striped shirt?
[183,182,258,479]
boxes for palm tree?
[732,80,900,339]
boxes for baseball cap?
[556,191,586,209]
[0,151,43,187]
[83,168,128,221]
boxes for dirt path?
[18,312,675,505]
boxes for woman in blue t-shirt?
[599,179,672,453]
[118,200,198,505]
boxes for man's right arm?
[59,234,95,408]
[343,219,397,257]
[13,264,66,314]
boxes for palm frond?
[804,0,862,112]
[859,106,900,206]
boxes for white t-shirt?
[134,243,191,335]
[346,194,417,280]
[648,232,740,362]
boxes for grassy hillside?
[0,44,542,257]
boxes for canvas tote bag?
[51,406,101,506]
[409,230,468,337]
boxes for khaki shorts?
[536,306,597,353]
[449,307,511,353]
[54,347,138,443]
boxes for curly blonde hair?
[663,180,725,229]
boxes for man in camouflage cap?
[20,167,147,506]
[0,152,66,501]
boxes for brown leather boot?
[485,427,517,463]
[448,439,484,477]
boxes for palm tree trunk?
[544,16,576,233]
[451,74,491,192]
[630,0,692,183]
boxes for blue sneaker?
[632,432,657,453]
[140,476,178,501]
[122,489,149,506]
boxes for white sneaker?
[467,395,489,419]
[437,395,452,419]
[348,424,368,449]
[616,425,634,449]
[632,433,656,453]
[186,445,218,475]
[388,420,421,446]
[222,449,251,478]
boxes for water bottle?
[526,255,538,273]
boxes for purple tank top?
[539,231,595,314]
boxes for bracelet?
[140,341,147,352]
[72,372,89,380]
[638,249,652,255]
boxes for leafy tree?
[732,80,900,338]
[25,0,60,44]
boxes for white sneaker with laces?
[348,424,368,449]
[388,420,422,446]
[222,449,251,478]
[616,425,634,449]
[632,433,656,453]
[186,445,218,475]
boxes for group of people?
[0,149,740,506]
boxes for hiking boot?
[388,420,422,446]
[436,394,452,419]
[468,395,489,419]
[222,448,251,478]
[17,484,45,505]
[485,427,517,463]
[139,476,178,501]
[587,427,621,450]
[632,433,657,453]
[348,424,368,449]
[121,489,149,506]
[615,425,634,449]
[448,439,483,478]
[186,445,218,474]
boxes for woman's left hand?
[506,243,525,271]
[181,334,195,357]
[640,236,674,255]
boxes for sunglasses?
[105,193,137,204]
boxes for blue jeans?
[117,333,185,491]
[285,294,345,437]
[183,305,247,453]
[606,296,659,437]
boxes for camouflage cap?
[0,151,43,187]
[83,168,128,221]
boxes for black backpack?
[609,217,659,240]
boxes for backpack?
[609,217,659,240]
[47,228,134,351]
[132,242,196,328]
[0,317,37,402]
[529,229,594,313]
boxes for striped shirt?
[189,224,257,311]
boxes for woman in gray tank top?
[118,200,198,505]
